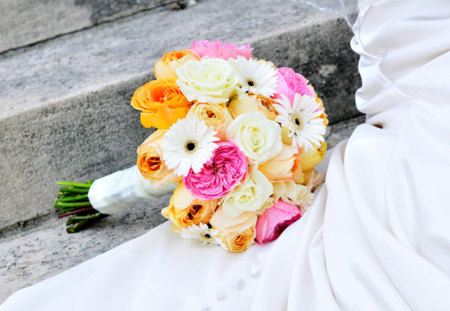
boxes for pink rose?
[255,199,302,244]
[189,40,252,60]
[273,67,316,104]
[183,141,248,200]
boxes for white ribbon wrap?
[87,165,178,214]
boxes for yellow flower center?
[290,113,303,131]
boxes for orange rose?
[161,183,218,229]
[131,79,191,129]
[154,50,199,80]
[137,129,181,186]
[210,206,257,253]
[259,143,301,181]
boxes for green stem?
[66,213,107,233]
[66,212,103,224]
[56,194,89,202]
[58,187,72,193]
[57,181,93,188]
[65,187,89,194]
[55,201,92,208]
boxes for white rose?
[226,111,282,164]
[176,58,238,104]
[222,170,273,217]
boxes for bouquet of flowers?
[55,40,328,253]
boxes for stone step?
[0,0,190,53]
[0,115,365,303]
[0,0,360,231]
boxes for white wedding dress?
[2,0,450,310]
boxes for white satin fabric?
[88,166,177,214]
[2,0,450,310]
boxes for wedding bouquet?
[55,40,328,253]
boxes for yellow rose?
[131,79,192,129]
[210,206,257,253]
[137,129,181,186]
[187,102,232,140]
[300,140,327,171]
[281,127,293,145]
[258,143,301,182]
[154,50,200,81]
[161,183,218,228]
[228,94,278,121]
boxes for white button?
[234,278,246,290]
[215,289,226,301]
[200,305,211,311]
[249,266,260,277]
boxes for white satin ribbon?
[87,166,178,214]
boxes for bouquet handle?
[89,165,177,214]
[55,166,177,232]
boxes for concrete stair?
[0,0,189,53]
[0,0,362,303]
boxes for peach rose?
[154,50,199,80]
[210,206,257,253]
[131,79,191,129]
[258,143,301,181]
[228,94,278,121]
[187,102,232,139]
[137,129,181,186]
[301,169,326,191]
[161,182,218,229]
[272,180,313,212]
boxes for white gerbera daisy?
[229,56,278,97]
[180,223,225,247]
[274,94,326,152]
[162,117,219,176]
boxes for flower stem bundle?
[55,181,107,233]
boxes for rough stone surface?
[0,75,153,231]
[0,0,350,120]
[0,0,360,230]
[0,116,363,304]
[0,0,179,53]
[0,196,170,304]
